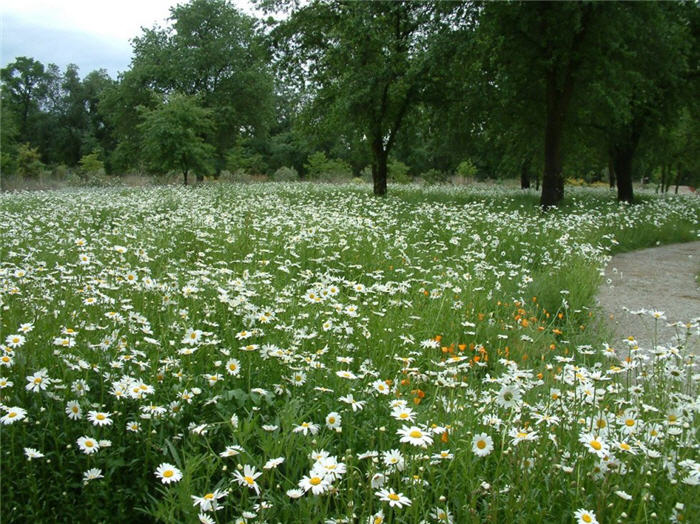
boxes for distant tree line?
[1,0,698,205]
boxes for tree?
[138,94,215,185]
[591,2,692,203]
[478,2,601,208]
[127,0,274,173]
[271,0,446,196]
[16,143,44,178]
[0,57,53,143]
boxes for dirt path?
[596,241,700,352]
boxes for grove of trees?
[1,0,698,206]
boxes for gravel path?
[596,241,700,353]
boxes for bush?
[226,146,267,175]
[304,152,352,182]
[388,159,411,184]
[79,152,105,176]
[1,151,16,176]
[456,159,478,178]
[16,143,44,178]
[272,166,299,182]
[419,168,449,185]
[219,169,253,184]
[52,164,71,180]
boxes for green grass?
[0,182,698,523]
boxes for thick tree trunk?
[613,147,634,203]
[183,170,188,186]
[540,74,568,210]
[520,160,531,189]
[371,139,387,196]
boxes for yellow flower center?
[204,493,214,500]
[310,477,322,486]
[409,430,422,438]
[388,493,400,501]
[163,470,173,478]
[399,413,409,419]
[620,442,631,451]
[596,419,606,429]
[590,440,601,451]
[625,419,635,427]
[34,377,42,384]
[328,417,335,424]
[582,515,592,523]
[96,414,105,420]
[244,476,255,485]
[477,440,486,449]
[85,440,94,448]
[8,411,17,418]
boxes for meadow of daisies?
[1,182,698,523]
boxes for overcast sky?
[1,0,257,79]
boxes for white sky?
[0,0,258,78]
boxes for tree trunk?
[674,163,682,194]
[608,156,616,189]
[183,170,188,186]
[540,74,567,210]
[371,139,387,196]
[520,160,531,189]
[656,164,664,193]
[613,147,634,203]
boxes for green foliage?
[128,0,274,171]
[16,143,44,178]
[78,152,104,176]
[388,159,411,184]
[138,94,215,182]
[303,151,352,181]
[419,168,449,185]
[226,142,268,175]
[456,159,478,178]
[272,166,299,182]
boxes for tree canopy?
[1,0,697,203]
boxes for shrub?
[456,159,478,178]
[388,159,411,184]
[272,166,299,182]
[226,147,267,175]
[419,168,449,185]
[52,164,71,180]
[16,143,44,178]
[79,153,105,176]
[304,152,352,182]
[219,169,253,184]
